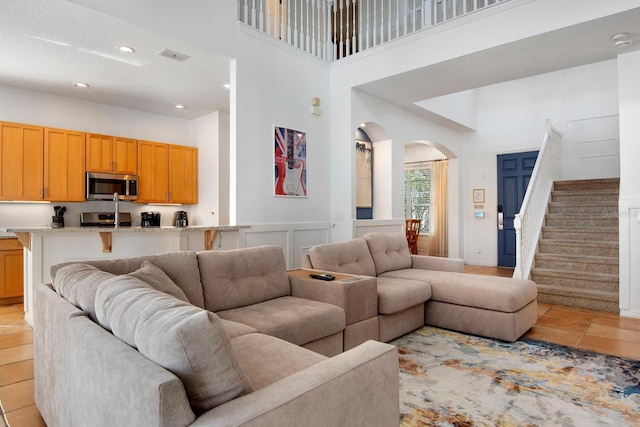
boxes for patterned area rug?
[391,326,640,426]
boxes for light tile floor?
[0,266,638,426]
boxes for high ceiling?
[356,7,640,119]
[1,1,638,122]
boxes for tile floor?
[0,266,638,426]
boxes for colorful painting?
[274,126,307,197]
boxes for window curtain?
[427,159,448,257]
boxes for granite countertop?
[0,225,249,234]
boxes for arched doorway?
[404,141,454,256]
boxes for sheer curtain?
[427,159,448,257]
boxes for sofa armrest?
[192,340,399,427]
[34,284,195,427]
[411,255,465,272]
[289,271,377,325]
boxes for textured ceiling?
[0,0,231,119]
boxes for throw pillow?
[128,260,189,302]
[94,275,252,414]
[51,263,116,321]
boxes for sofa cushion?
[50,263,116,321]
[376,277,432,314]
[50,251,205,308]
[198,246,291,312]
[216,296,346,347]
[363,233,412,275]
[128,260,189,302]
[94,275,252,414]
[381,269,537,313]
[230,333,327,390]
[307,238,377,277]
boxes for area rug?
[391,326,640,426]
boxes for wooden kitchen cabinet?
[44,128,86,201]
[0,238,23,299]
[137,140,169,203]
[169,145,198,204]
[0,121,44,201]
[86,133,137,174]
[137,141,198,204]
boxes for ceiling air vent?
[157,49,190,62]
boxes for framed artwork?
[355,140,373,208]
[473,188,485,204]
[274,126,307,197]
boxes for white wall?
[462,60,619,265]
[0,85,190,144]
[618,50,640,318]
[231,34,332,226]
[188,111,231,226]
[346,90,464,256]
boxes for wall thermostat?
[474,211,485,219]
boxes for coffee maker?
[174,211,188,227]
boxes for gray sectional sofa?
[35,245,399,427]
[305,232,538,343]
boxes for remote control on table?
[309,273,335,281]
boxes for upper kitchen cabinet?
[86,133,137,174]
[44,128,86,202]
[137,140,198,204]
[0,121,44,201]
[169,145,198,204]
[137,140,169,203]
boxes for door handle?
[497,205,503,230]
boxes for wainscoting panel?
[239,223,332,268]
[565,115,620,180]
[354,219,404,237]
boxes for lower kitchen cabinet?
[0,238,23,299]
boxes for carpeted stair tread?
[544,215,618,228]
[532,268,619,293]
[536,283,619,301]
[538,240,618,257]
[535,253,618,274]
[531,267,618,282]
[553,178,620,191]
[541,226,618,242]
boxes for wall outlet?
[477,248,481,254]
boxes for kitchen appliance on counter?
[86,172,138,201]
[174,211,189,227]
[80,212,132,227]
[141,212,161,228]
[52,206,66,228]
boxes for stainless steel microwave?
[86,172,138,201]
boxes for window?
[404,164,432,234]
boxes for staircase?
[531,178,619,312]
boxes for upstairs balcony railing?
[238,0,510,61]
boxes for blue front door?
[497,151,538,267]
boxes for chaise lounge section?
[305,232,538,342]
[36,246,399,427]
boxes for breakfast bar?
[0,225,248,325]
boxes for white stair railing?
[513,120,563,280]
[238,0,510,61]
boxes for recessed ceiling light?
[175,104,185,109]
[117,45,135,54]
[73,82,89,88]
[222,83,231,90]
